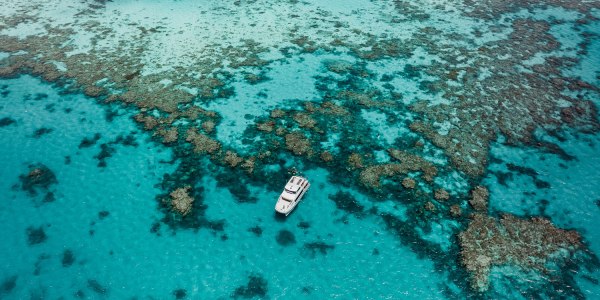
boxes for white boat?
[275,176,310,216]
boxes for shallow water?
[0,76,448,299]
[1,0,600,299]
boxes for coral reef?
[20,164,57,196]
[26,226,47,245]
[469,186,489,212]
[224,151,243,168]
[248,226,263,237]
[172,289,187,299]
[87,279,108,295]
[78,133,101,149]
[1,0,599,297]
[232,274,268,299]
[275,230,296,246]
[329,191,365,217]
[1,275,17,294]
[169,186,194,217]
[434,189,449,201]
[32,127,53,138]
[185,128,220,155]
[301,241,335,258]
[401,177,416,189]
[359,149,438,188]
[320,151,333,162]
[284,131,313,157]
[424,201,436,212]
[62,249,75,267]
[156,127,178,144]
[459,213,583,292]
[0,117,16,127]
[450,205,462,218]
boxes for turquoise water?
[1,0,600,299]
[0,76,446,298]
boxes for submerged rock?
[468,186,488,212]
[458,213,583,292]
[170,186,194,216]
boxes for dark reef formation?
[275,229,296,246]
[87,279,108,295]
[232,274,268,299]
[172,288,187,299]
[26,226,48,245]
[61,249,75,267]
[1,275,17,295]
[19,164,57,196]
[0,116,16,127]
[301,241,335,258]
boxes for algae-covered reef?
[1,0,600,297]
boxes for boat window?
[285,188,297,194]
[282,198,291,202]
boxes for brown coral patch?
[185,128,221,154]
[402,177,416,189]
[293,112,317,129]
[469,186,489,212]
[347,153,364,169]
[387,149,438,182]
[223,151,243,168]
[156,127,178,144]
[284,131,313,157]
[169,186,194,216]
[256,121,275,133]
[434,189,450,201]
[459,213,582,292]
[449,204,462,218]
[320,151,333,162]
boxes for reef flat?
[0,0,599,298]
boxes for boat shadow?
[273,209,301,222]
